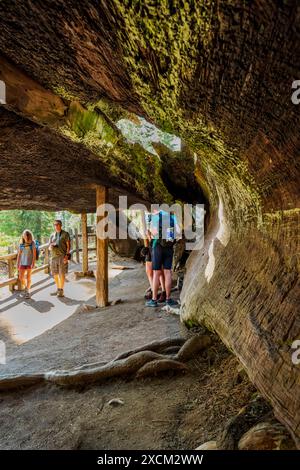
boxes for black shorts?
[151,243,173,270]
[145,248,152,262]
[145,241,152,263]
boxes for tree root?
[175,335,212,361]
[69,337,185,371]
[45,351,166,387]
[113,337,186,361]
[0,335,211,392]
[0,373,44,391]
[73,361,107,371]
[160,346,182,355]
[136,359,188,378]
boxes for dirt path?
[0,347,255,450]
[0,259,180,376]
[0,257,255,450]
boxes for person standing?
[17,229,36,299]
[146,209,179,307]
[143,212,166,302]
[49,219,70,297]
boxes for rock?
[238,421,297,450]
[107,398,124,407]
[74,270,95,279]
[176,272,184,291]
[109,239,139,258]
[109,298,122,306]
[77,304,96,314]
[161,304,181,316]
[195,441,217,450]
[109,212,141,258]
[218,396,273,449]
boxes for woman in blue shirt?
[17,230,36,299]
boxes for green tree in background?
[55,211,81,233]
[0,210,54,240]
[0,210,82,251]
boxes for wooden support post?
[81,213,88,274]
[75,228,80,263]
[96,186,108,307]
[8,258,15,293]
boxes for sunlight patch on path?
[0,264,123,345]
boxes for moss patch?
[60,100,174,203]
[111,0,263,225]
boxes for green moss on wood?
[59,100,173,203]
[112,0,263,225]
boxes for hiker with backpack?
[17,229,37,299]
[145,209,180,308]
[143,212,166,303]
[49,219,70,297]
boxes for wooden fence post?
[81,213,88,274]
[75,228,80,263]
[7,246,15,292]
[96,186,108,307]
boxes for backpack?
[158,212,175,247]
[19,240,39,261]
[34,240,40,260]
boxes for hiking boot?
[144,288,153,300]
[157,291,166,304]
[24,289,31,299]
[50,290,59,296]
[145,299,158,307]
[166,298,179,307]
[57,289,64,298]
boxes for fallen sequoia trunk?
[0,0,299,449]
[181,212,300,448]
[0,336,211,390]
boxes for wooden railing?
[0,243,50,292]
[0,231,97,293]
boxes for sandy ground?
[0,256,255,450]
[0,258,179,375]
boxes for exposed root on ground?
[113,337,186,361]
[0,374,44,391]
[136,359,188,378]
[0,335,212,391]
[175,335,212,361]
